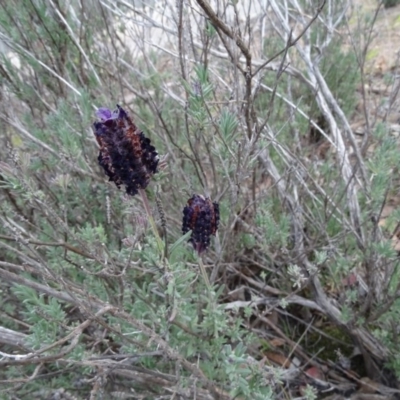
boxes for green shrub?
[0,0,399,398]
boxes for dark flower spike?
[93,104,159,196]
[182,194,220,254]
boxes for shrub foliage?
[0,0,400,398]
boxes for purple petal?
[116,104,128,119]
[96,107,113,121]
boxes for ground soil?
[351,0,400,129]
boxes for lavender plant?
[182,194,220,254]
[1,0,400,398]
[93,105,159,196]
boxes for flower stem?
[139,188,164,256]
[198,256,212,293]
[198,256,218,337]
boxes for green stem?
[198,255,218,337]
[139,188,164,255]
[198,256,212,293]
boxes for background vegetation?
[0,0,400,399]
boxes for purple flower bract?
[182,195,220,254]
[93,104,159,196]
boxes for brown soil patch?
[360,1,400,74]
[349,1,400,137]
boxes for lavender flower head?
[182,195,220,254]
[93,105,159,196]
